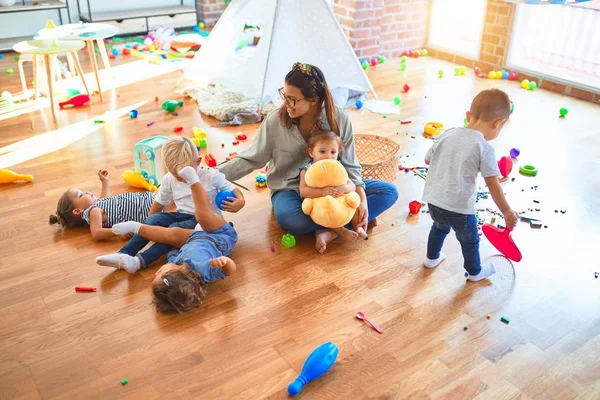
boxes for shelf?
[0,0,67,13]
[79,5,196,22]
[0,35,31,51]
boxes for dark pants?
[426,203,481,275]
[119,211,197,268]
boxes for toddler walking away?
[422,89,519,282]
[299,130,368,254]
[49,169,153,240]
[111,166,238,313]
[96,137,245,274]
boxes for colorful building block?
[204,153,216,167]
[255,173,267,187]
[281,233,296,248]
[409,200,422,214]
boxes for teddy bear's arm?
[299,169,327,199]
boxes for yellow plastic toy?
[424,122,445,136]
[0,168,34,184]
[301,160,360,228]
[122,170,157,192]
[192,127,207,139]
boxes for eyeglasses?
[279,88,305,107]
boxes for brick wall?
[334,0,428,58]
[428,0,599,104]
[197,0,227,28]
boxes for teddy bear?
[301,159,361,228]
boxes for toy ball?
[400,63,407,71]
[355,99,363,109]
[509,72,517,80]
[459,66,466,75]
[1,91,13,102]
[403,84,411,93]
[111,48,118,56]
[495,71,503,79]
[502,71,509,80]
[559,107,568,117]
[454,67,461,76]
[510,148,520,158]
[521,79,530,89]
[6,68,14,75]
[438,69,444,78]
[361,60,368,70]
[420,49,428,56]
[144,37,153,46]
[215,190,237,210]
[528,81,537,90]
[488,71,496,79]
[378,55,386,64]
[370,58,378,66]
[498,155,513,177]
[412,50,420,58]
[400,55,408,63]
[474,66,481,75]
[393,96,402,105]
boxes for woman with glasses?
[219,62,398,250]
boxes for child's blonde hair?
[162,137,198,175]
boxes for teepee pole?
[323,0,378,100]
[257,0,281,114]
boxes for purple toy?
[288,342,338,396]
[510,148,520,159]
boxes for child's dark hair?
[279,63,339,135]
[306,130,345,156]
[48,190,85,228]
[470,89,511,121]
[152,268,207,313]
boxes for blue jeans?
[426,203,481,275]
[119,211,197,268]
[271,180,399,235]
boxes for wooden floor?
[1,54,600,400]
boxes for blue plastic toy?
[288,342,339,396]
[132,136,168,186]
[355,99,363,109]
[215,190,237,210]
[111,48,118,56]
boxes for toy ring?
[519,164,538,176]
[424,122,444,136]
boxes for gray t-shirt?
[423,128,500,215]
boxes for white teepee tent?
[184,0,377,109]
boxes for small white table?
[38,23,119,102]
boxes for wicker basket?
[354,134,401,182]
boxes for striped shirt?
[82,192,154,227]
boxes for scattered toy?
[59,94,90,109]
[204,153,217,167]
[409,200,422,214]
[356,311,383,333]
[75,286,96,292]
[501,316,510,324]
[0,169,34,184]
[173,126,183,133]
[403,84,411,93]
[559,107,568,117]
[162,99,183,113]
[146,121,155,127]
[281,233,296,248]
[463,326,468,331]
[121,379,128,386]
[486,314,492,320]
[519,164,538,176]
[129,109,138,119]
[510,148,520,158]
[235,133,247,140]
[355,99,363,109]
[288,342,338,397]
[215,190,237,210]
[255,173,267,187]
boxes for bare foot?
[315,229,338,254]
[368,218,379,229]
[332,227,359,241]
[209,256,236,275]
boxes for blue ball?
[355,99,363,109]
[502,71,509,80]
[112,48,118,56]
[215,190,236,210]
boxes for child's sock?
[467,262,496,282]
[423,253,446,269]
[178,166,199,184]
[96,253,140,274]
[112,221,141,235]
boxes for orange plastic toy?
[122,170,157,192]
[0,168,34,183]
[204,153,217,167]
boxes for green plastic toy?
[6,68,14,75]
[528,81,537,90]
[162,100,183,112]
[281,233,296,249]
[393,96,401,105]
[454,67,461,76]
[519,164,538,176]
[438,69,444,78]
[400,55,407,63]
[559,107,568,117]
[400,63,407,71]
[378,55,386,64]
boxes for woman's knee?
[275,211,315,235]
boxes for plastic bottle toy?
[0,169,33,183]
[287,342,339,396]
[133,136,168,185]
[58,94,90,109]
[122,170,157,192]
[162,100,183,112]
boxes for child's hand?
[321,186,339,197]
[209,256,228,268]
[503,209,519,228]
[98,169,109,182]
[334,185,349,196]
[221,196,245,213]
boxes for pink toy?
[356,312,383,333]
[474,66,481,75]
[59,94,90,109]
[509,72,517,80]
[403,84,411,93]
[482,224,522,262]
[498,155,513,178]
[370,58,377,66]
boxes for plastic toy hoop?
[519,164,538,176]
[424,122,444,136]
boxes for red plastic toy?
[498,155,513,178]
[482,224,522,261]
[122,48,131,55]
[235,133,247,140]
[59,94,90,109]
[173,126,183,133]
[370,58,377,67]
[204,153,216,167]
[403,84,411,93]
[226,152,238,161]
[409,200,422,214]
[109,54,116,60]
[232,141,239,145]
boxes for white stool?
[17,54,75,96]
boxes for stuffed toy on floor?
[301,159,360,228]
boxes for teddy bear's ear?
[301,199,314,215]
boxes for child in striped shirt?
[49,169,154,240]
